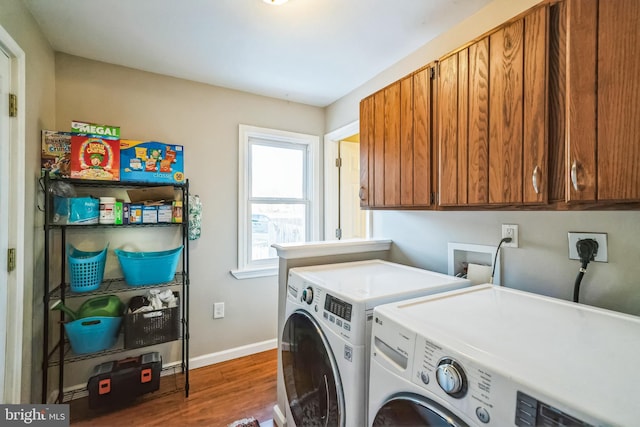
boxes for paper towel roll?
[467,263,492,285]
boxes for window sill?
[230,266,278,280]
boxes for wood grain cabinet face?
[567,0,640,202]
[438,5,548,207]
[359,66,435,208]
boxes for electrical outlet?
[214,302,225,319]
[568,232,608,262]
[501,224,519,248]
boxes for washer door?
[372,394,469,427]
[281,310,344,427]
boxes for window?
[233,125,320,279]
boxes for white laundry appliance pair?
[280,259,471,427]
[369,284,640,426]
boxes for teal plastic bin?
[115,246,183,286]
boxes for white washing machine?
[280,259,471,427]
[369,284,640,426]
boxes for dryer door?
[281,310,344,427]
[372,394,469,427]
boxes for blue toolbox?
[87,352,162,408]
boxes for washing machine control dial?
[301,287,314,304]
[436,358,467,398]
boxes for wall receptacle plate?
[501,224,519,248]
[568,232,608,262]
[214,302,225,319]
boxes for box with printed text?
[120,140,184,184]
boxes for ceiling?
[23,0,493,107]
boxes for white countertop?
[271,238,392,259]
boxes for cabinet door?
[468,40,490,205]
[438,54,461,206]
[373,90,385,206]
[412,67,433,206]
[384,82,401,206]
[597,0,640,201]
[400,75,414,205]
[566,0,597,202]
[489,19,524,204]
[359,96,374,207]
[548,0,567,203]
[523,6,549,204]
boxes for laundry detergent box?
[120,140,184,184]
[41,130,72,178]
[70,134,120,181]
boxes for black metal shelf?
[48,335,183,367]
[43,177,187,189]
[49,222,182,230]
[49,273,184,299]
[41,174,190,404]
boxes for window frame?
[232,124,320,279]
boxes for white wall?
[326,0,542,131]
[327,0,640,317]
[0,0,56,403]
[54,54,325,382]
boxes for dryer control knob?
[436,359,467,397]
[301,287,314,304]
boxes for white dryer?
[281,259,471,427]
[369,284,640,426]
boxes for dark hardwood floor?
[70,349,277,427]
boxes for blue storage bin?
[68,244,108,293]
[114,246,183,286]
[64,316,122,354]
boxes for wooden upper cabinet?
[438,5,548,206]
[359,64,436,208]
[567,0,640,202]
[359,95,374,207]
[438,53,460,206]
[384,82,402,206]
[489,19,524,204]
[412,67,433,206]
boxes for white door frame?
[0,24,26,404]
[323,120,371,240]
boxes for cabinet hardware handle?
[571,160,579,191]
[532,165,541,194]
[359,187,366,200]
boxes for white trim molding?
[235,124,320,278]
[0,23,26,405]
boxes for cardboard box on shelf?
[41,130,72,178]
[126,186,176,205]
[70,134,120,181]
[157,204,173,223]
[142,206,158,224]
[71,120,121,138]
[120,140,184,184]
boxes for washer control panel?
[412,335,497,424]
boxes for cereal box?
[120,140,184,184]
[41,130,72,178]
[70,134,120,181]
[71,120,120,138]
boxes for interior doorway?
[0,24,26,404]
[324,122,368,241]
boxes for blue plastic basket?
[114,246,183,286]
[64,316,121,354]
[68,244,108,292]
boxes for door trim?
[323,121,371,240]
[0,24,26,404]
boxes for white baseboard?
[53,339,278,402]
[189,339,278,370]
